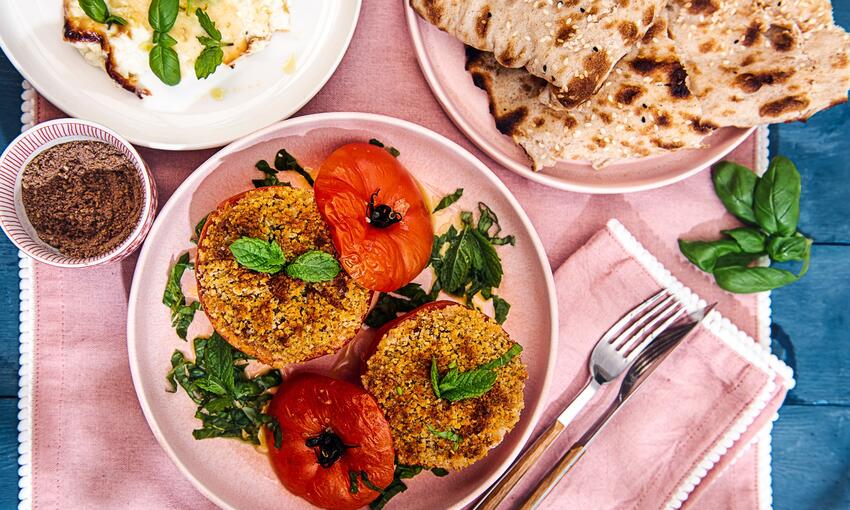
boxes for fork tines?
[604,289,686,359]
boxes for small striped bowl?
[0,119,157,267]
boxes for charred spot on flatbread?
[765,24,795,51]
[688,0,718,15]
[476,7,491,39]
[742,22,761,46]
[759,95,810,117]
[619,21,639,42]
[616,85,645,104]
[734,71,794,94]
[494,107,529,136]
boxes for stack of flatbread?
[411,0,850,169]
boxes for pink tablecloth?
[22,0,775,508]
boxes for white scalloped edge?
[17,81,35,510]
[603,218,794,510]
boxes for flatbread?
[411,0,667,108]
[666,0,850,125]
[466,15,713,169]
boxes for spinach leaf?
[767,235,809,262]
[722,227,766,253]
[712,162,758,224]
[678,239,741,272]
[285,251,341,282]
[492,295,510,324]
[433,188,463,213]
[753,156,801,236]
[229,237,286,274]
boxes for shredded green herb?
[368,138,400,158]
[368,462,448,510]
[253,148,312,188]
[162,253,201,340]
[166,332,283,445]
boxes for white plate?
[127,112,558,509]
[0,1,360,150]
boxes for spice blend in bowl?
[0,118,156,267]
[21,140,143,258]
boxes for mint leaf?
[430,358,441,399]
[285,251,341,282]
[195,46,223,79]
[427,425,462,449]
[195,8,222,40]
[439,228,473,293]
[480,343,522,370]
[438,367,497,402]
[203,333,235,394]
[433,188,463,213]
[229,237,286,274]
[471,229,502,287]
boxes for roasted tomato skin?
[314,143,434,292]
[265,373,395,510]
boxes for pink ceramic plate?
[127,113,557,510]
[405,6,756,194]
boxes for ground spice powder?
[21,140,143,258]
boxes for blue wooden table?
[2,11,850,508]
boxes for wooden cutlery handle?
[519,443,588,510]
[475,420,566,510]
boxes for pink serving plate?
[404,5,755,194]
[127,113,558,510]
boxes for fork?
[473,289,685,510]
[520,304,715,510]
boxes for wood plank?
[771,245,850,406]
[772,405,850,510]
[0,398,19,510]
[769,6,850,244]
[0,54,22,399]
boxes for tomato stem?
[366,190,402,228]
[305,429,356,468]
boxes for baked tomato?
[314,142,434,292]
[265,373,395,510]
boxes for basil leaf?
[104,14,127,26]
[149,44,181,85]
[195,46,223,79]
[480,343,522,370]
[80,0,108,22]
[430,358,441,399]
[439,228,473,293]
[230,237,286,274]
[433,188,463,213]
[714,252,762,270]
[753,156,801,236]
[722,227,766,253]
[163,252,191,309]
[678,239,742,273]
[274,149,314,186]
[156,32,178,47]
[172,301,201,340]
[491,295,510,324]
[204,333,235,394]
[285,250,341,282]
[767,235,809,262]
[148,0,179,32]
[195,8,222,40]
[712,162,758,224]
[471,229,503,288]
[714,266,799,293]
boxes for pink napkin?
[21,0,782,508]
[499,220,793,509]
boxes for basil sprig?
[149,0,181,85]
[365,198,515,328]
[430,343,522,402]
[229,237,341,282]
[162,253,201,339]
[166,333,283,445]
[194,9,233,79]
[679,157,812,293]
[80,0,127,26]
